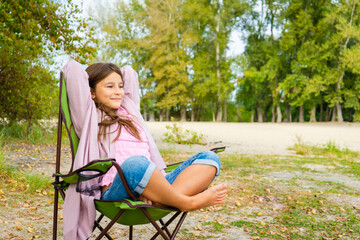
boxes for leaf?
[12,225,23,230]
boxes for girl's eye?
[107,85,112,88]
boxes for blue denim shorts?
[101,151,221,201]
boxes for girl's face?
[91,72,124,110]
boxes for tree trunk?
[216,104,222,122]
[325,106,331,121]
[166,109,170,121]
[299,105,304,122]
[263,103,271,122]
[236,106,241,122]
[251,109,255,123]
[271,105,275,122]
[212,110,216,122]
[191,109,195,122]
[276,104,282,123]
[149,112,155,122]
[319,101,323,122]
[223,100,227,122]
[159,110,164,122]
[331,107,336,122]
[26,120,32,137]
[284,105,291,122]
[257,106,263,123]
[180,105,186,122]
[335,101,343,122]
[309,106,317,122]
[143,108,147,121]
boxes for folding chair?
[52,72,225,239]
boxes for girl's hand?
[139,194,152,205]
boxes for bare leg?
[141,169,226,212]
[170,165,216,196]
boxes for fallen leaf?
[12,224,23,230]
[6,233,17,239]
[195,223,203,231]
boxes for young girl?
[62,60,227,239]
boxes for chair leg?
[159,219,172,237]
[95,209,126,240]
[129,226,133,240]
[52,188,59,240]
[93,215,113,240]
[169,212,188,240]
[139,208,170,240]
[150,211,188,240]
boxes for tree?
[279,0,332,122]
[322,0,360,122]
[0,0,96,131]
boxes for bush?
[162,123,207,145]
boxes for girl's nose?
[115,87,122,94]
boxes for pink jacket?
[61,60,166,239]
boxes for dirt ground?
[148,122,360,155]
[1,122,360,239]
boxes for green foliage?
[0,121,57,144]
[161,123,206,145]
[0,0,96,126]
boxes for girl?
[62,60,227,239]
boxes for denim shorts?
[101,151,221,201]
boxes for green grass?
[0,133,52,198]
[0,121,59,145]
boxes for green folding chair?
[52,71,225,240]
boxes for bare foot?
[181,184,227,211]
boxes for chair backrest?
[59,72,79,172]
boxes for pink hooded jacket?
[61,60,166,239]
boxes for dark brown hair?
[85,63,141,141]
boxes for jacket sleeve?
[61,60,93,137]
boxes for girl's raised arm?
[121,65,141,111]
[61,60,93,136]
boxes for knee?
[121,155,149,175]
[203,150,221,169]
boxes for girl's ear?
[90,88,96,99]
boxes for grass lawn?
[0,141,360,239]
